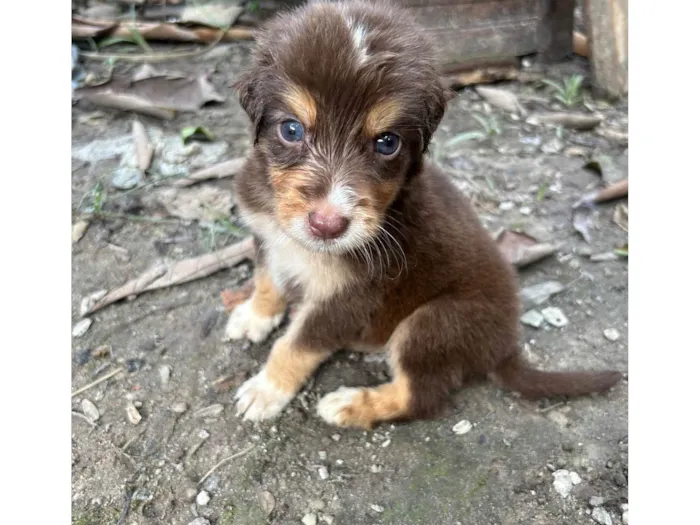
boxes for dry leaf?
[573,31,589,57]
[74,66,225,119]
[221,280,254,313]
[72,220,90,244]
[180,3,244,28]
[257,490,276,518]
[172,157,245,187]
[613,204,628,232]
[81,399,100,423]
[126,402,142,425]
[132,120,154,172]
[572,203,595,243]
[495,230,559,268]
[475,86,524,114]
[145,186,234,222]
[527,112,601,130]
[573,179,628,209]
[85,237,255,315]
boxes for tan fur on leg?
[251,267,287,318]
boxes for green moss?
[72,506,121,525]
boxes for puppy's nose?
[308,207,349,240]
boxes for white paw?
[317,386,361,425]
[235,369,294,421]
[224,298,284,343]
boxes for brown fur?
[251,267,287,318]
[232,0,622,428]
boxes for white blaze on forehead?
[328,184,355,214]
[345,16,369,65]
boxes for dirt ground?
[71,41,628,525]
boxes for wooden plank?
[585,0,628,98]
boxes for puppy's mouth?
[283,206,371,255]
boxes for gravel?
[603,328,621,341]
[318,466,329,480]
[452,420,473,435]
[196,490,210,506]
[591,506,613,525]
[520,281,565,309]
[541,307,569,327]
[301,513,318,525]
[187,518,210,525]
[72,318,93,338]
[552,470,582,498]
[521,310,545,328]
[80,399,100,423]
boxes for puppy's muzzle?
[308,203,350,240]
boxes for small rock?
[126,402,142,425]
[318,466,329,480]
[79,290,107,317]
[622,511,629,525]
[81,399,100,422]
[188,518,210,525]
[72,220,90,244]
[159,365,172,385]
[542,307,569,328]
[452,420,473,435]
[520,281,565,309]
[519,206,532,216]
[590,252,618,262]
[521,310,545,328]
[331,433,341,442]
[370,464,381,473]
[184,488,198,501]
[198,429,210,440]
[320,514,334,525]
[72,318,93,338]
[258,490,276,517]
[603,328,620,342]
[552,470,581,498]
[196,490,210,506]
[381,439,391,447]
[590,496,605,507]
[541,137,564,154]
[370,504,385,513]
[499,201,515,211]
[591,506,613,525]
[195,404,224,418]
[111,166,143,190]
[309,498,325,511]
[301,513,318,525]
[171,402,188,413]
[318,451,327,460]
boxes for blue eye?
[280,120,304,143]
[375,133,400,156]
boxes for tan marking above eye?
[281,85,317,129]
[364,99,402,137]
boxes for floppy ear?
[421,80,455,153]
[232,70,265,143]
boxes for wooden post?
[585,0,628,98]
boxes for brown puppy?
[225,0,622,429]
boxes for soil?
[72,42,628,525]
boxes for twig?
[71,367,125,397]
[79,26,230,63]
[89,211,186,224]
[115,486,136,525]
[198,445,255,485]
[537,401,565,413]
[71,411,97,427]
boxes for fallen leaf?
[180,2,244,28]
[74,65,225,119]
[614,244,628,257]
[72,220,90,244]
[172,157,245,187]
[527,112,601,130]
[72,318,93,337]
[572,203,595,243]
[572,179,628,209]
[85,237,255,315]
[475,85,524,114]
[494,230,559,268]
[80,290,108,317]
[613,204,628,232]
[181,125,215,144]
[221,280,254,313]
[132,120,154,172]
[520,281,565,310]
[144,186,234,222]
[573,31,589,57]
[71,17,117,38]
[72,20,254,44]
[257,490,276,518]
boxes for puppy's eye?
[375,132,401,156]
[279,120,305,143]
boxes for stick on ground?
[198,445,255,485]
[71,367,125,397]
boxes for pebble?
[170,402,188,414]
[541,307,569,327]
[552,470,581,498]
[301,513,318,525]
[320,514,334,525]
[195,404,224,418]
[591,507,613,525]
[258,490,276,517]
[126,402,142,425]
[370,464,381,473]
[452,420,473,435]
[188,518,210,525]
[603,328,620,342]
[499,201,515,211]
[159,365,172,385]
[521,310,545,328]
[309,498,325,511]
[541,137,564,154]
[318,451,327,460]
[79,290,107,316]
[590,496,605,507]
[621,503,629,524]
[72,220,90,244]
[519,206,532,216]
[381,439,391,447]
[81,399,100,422]
[196,490,210,506]
[331,433,341,442]
[318,466,329,480]
[111,166,143,190]
[72,318,93,338]
[370,504,385,513]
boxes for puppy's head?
[236,0,452,254]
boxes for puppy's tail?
[491,354,623,399]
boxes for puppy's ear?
[421,79,454,153]
[233,70,264,142]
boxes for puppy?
[226,0,622,429]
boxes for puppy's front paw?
[317,386,363,427]
[224,298,284,343]
[235,369,294,421]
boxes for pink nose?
[308,208,349,240]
